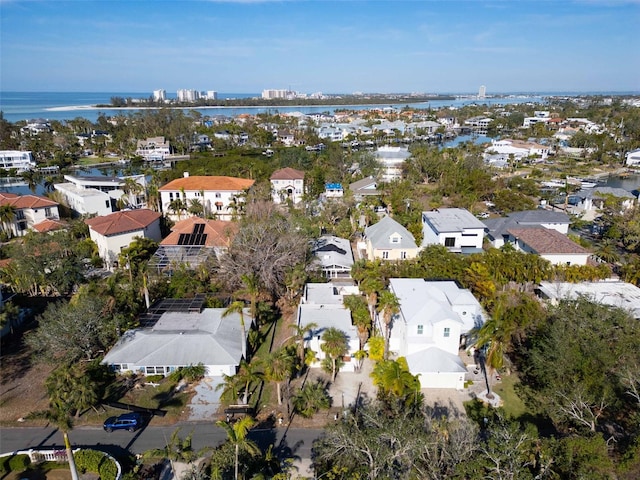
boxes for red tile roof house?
[158,174,255,221]
[0,192,60,238]
[85,209,162,270]
[270,167,305,205]
[506,227,591,266]
[150,217,238,272]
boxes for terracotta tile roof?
[0,192,58,209]
[270,167,305,180]
[159,176,255,192]
[33,219,66,233]
[85,209,161,236]
[160,217,238,248]
[507,227,589,255]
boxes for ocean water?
[0,91,549,123]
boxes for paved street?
[0,423,323,462]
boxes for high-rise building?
[177,89,200,102]
[205,91,218,100]
[478,85,487,99]
[262,89,292,100]
[153,89,166,102]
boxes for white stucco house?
[270,167,305,204]
[484,139,549,163]
[85,209,162,269]
[297,283,360,374]
[0,193,60,237]
[0,151,37,173]
[580,187,636,215]
[54,174,147,216]
[626,149,640,167]
[363,215,419,261]
[374,146,411,181]
[159,174,255,221]
[388,278,486,389]
[421,208,486,253]
[102,306,250,376]
[135,136,172,161]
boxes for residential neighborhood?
[1,92,640,479]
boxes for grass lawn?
[493,373,528,419]
[6,463,72,480]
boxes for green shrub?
[0,456,11,474]
[145,374,164,383]
[75,449,118,480]
[168,363,206,383]
[8,454,31,472]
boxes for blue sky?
[1,0,638,94]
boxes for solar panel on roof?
[178,233,189,245]
[194,223,205,234]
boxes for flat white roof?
[538,281,640,319]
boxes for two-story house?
[0,193,60,237]
[85,209,162,270]
[158,173,255,221]
[483,209,571,248]
[421,208,486,253]
[389,278,486,389]
[270,167,305,204]
[363,215,419,261]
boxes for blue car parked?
[103,412,142,432]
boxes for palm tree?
[215,416,260,480]
[239,273,261,323]
[235,359,263,405]
[360,276,384,323]
[371,358,422,408]
[0,204,16,237]
[39,408,80,480]
[376,290,400,360]
[188,198,204,217]
[223,301,249,360]
[168,198,186,220]
[121,177,144,207]
[264,347,295,406]
[289,321,318,368]
[292,380,331,418]
[216,373,243,404]
[321,327,349,382]
[43,176,57,192]
[343,294,371,349]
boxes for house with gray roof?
[312,235,354,279]
[349,176,380,200]
[363,215,419,261]
[579,187,636,218]
[483,209,571,248]
[102,307,250,377]
[421,208,486,253]
[389,278,486,389]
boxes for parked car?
[103,412,142,432]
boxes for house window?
[16,210,25,220]
[444,237,455,247]
[417,325,423,335]
[215,193,221,198]
[400,251,407,259]
[444,327,450,338]
[169,192,174,199]
[105,200,110,208]
[45,207,52,217]
[391,236,399,244]
[146,366,166,375]
[382,251,389,259]
[216,203,223,211]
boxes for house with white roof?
[0,193,60,237]
[312,235,354,278]
[374,146,411,181]
[537,280,640,320]
[85,209,162,269]
[421,208,486,253]
[297,283,360,373]
[363,215,419,261]
[389,278,486,389]
[483,210,571,248]
[159,173,254,221]
[625,149,640,167]
[578,187,636,220]
[54,174,147,216]
[485,139,549,163]
[0,151,37,173]
[102,305,250,376]
[270,167,305,204]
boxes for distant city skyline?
[1,1,638,94]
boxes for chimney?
[183,172,190,178]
